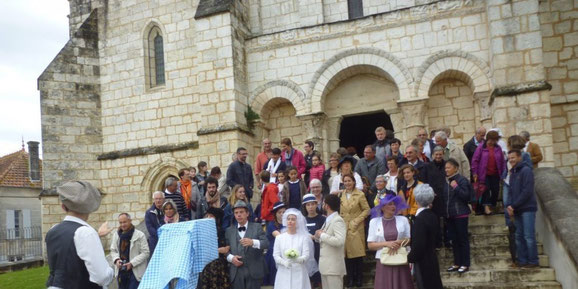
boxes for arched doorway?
[339,111,393,158]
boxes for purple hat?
[370,194,408,219]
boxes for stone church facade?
[38,0,577,234]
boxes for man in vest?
[45,181,114,289]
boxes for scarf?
[180,179,193,209]
[164,214,178,224]
[206,191,221,208]
[266,158,282,183]
[117,225,135,285]
[284,149,294,166]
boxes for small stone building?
[38,0,577,237]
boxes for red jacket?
[281,148,307,177]
[261,183,279,221]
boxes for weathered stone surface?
[97,141,199,160]
[492,80,553,97]
[194,0,232,19]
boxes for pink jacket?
[309,164,325,183]
[281,148,307,177]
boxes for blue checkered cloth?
[138,219,218,289]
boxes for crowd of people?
[45,127,543,289]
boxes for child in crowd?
[308,154,325,186]
[277,169,288,202]
[260,170,280,222]
[282,166,307,209]
[197,161,209,194]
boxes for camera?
[119,260,128,271]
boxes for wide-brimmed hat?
[370,194,408,219]
[338,155,355,169]
[57,181,102,214]
[271,201,286,213]
[302,193,317,205]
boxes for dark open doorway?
[339,111,394,158]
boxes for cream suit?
[318,212,347,289]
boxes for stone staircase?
[358,214,562,289]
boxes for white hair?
[414,184,435,208]
[164,177,177,189]
[309,179,322,187]
[434,131,448,140]
[152,191,164,198]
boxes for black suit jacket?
[407,209,443,289]
[225,222,269,282]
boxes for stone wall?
[540,0,578,188]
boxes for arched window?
[146,26,165,87]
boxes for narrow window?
[147,27,165,87]
[348,0,364,19]
[14,210,21,238]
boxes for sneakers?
[447,265,459,272]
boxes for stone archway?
[141,157,189,200]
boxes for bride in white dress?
[273,208,317,289]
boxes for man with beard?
[197,177,231,229]
[227,147,254,201]
[111,213,150,289]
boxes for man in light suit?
[315,194,346,289]
[225,200,269,289]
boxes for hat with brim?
[57,181,102,214]
[302,193,317,205]
[233,200,249,210]
[370,194,408,219]
[338,155,355,170]
[271,201,286,213]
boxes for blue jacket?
[508,161,537,214]
[145,203,165,254]
[443,174,472,218]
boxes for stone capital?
[397,98,428,129]
[297,112,327,140]
[473,91,492,123]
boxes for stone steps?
[443,281,562,289]
[442,268,556,283]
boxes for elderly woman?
[367,195,413,289]
[339,173,370,287]
[407,184,443,289]
[471,130,506,215]
[444,159,473,274]
[322,153,341,195]
[330,155,363,194]
[373,175,395,206]
[431,146,446,174]
[309,179,325,214]
[384,156,399,193]
[162,200,179,224]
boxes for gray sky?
[0,1,69,157]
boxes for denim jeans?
[514,211,539,265]
[502,183,512,226]
[118,271,139,289]
[447,217,470,267]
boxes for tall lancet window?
[147,27,165,87]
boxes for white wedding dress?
[273,232,312,289]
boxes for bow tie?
[238,226,246,232]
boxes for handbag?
[380,238,410,265]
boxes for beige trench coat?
[339,188,370,258]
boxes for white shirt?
[416,207,426,216]
[226,222,261,263]
[48,216,114,289]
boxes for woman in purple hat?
[367,195,414,289]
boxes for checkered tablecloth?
[138,219,218,289]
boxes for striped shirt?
[164,190,190,221]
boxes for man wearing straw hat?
[45,181,114,289]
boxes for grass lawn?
[0,266,49,289]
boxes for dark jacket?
[225,222,269,281]
[463,136,479,164]
[226,160,254,200]
[321,168,334,196]
[144,204,165,254]
[197,196,231,229]
[354,157,386,190]
[408,209,443,289]
[508,161,537,214]
[444,174,473,218]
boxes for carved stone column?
[324,116,343,162]
[297,112,327,154]
[397,99,427,144]
[473,91,493,126]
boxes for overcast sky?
[0,1,70,157]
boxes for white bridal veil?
[281,208,319,276]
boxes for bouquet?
[284,249,299,259]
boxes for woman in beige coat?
[339,173,370,287]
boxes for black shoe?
[447,265,459,272]
[346,278,354,288]
[458,266,469,273]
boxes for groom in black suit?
[225,200,269,289]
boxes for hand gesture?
[450,180,458,188]
[240,238,254,247]
[98,222,113,237]
[232,255,243,267]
